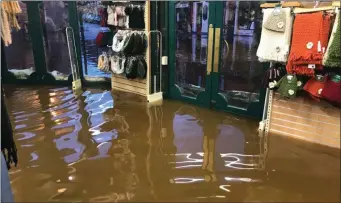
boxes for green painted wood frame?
[211,2,266,119]
[3,2,83,85]
[168,1,266,119]
[168,1,218,108]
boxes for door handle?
[213,28,221,73]
[206,24,214,75]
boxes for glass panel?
[174,1,210,98]
[41,1,71,80]
[77,2,112,79]
[4,2,35,79]
[219,1,264,110]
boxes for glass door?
[211,1,266,118]
[168,1,217,107]
[168,1,266,118]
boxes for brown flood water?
[3,85,340,202]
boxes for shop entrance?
[168,1,266,118]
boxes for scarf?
[286,12,332,76]
[303,76,325,101]
[257,8,293,62]
[323,9,341,68]
[1,1,22,46]
[321,75,341,104]
[1,89,18,170]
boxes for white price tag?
[308,64,316,69]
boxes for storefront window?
[4,2,35,79]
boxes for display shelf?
[111,1,163,103]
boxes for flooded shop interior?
[1,1,340,202]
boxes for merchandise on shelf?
[256,7,293,62]
[286,12,332,76]
[323,10,341,68]
[303,75,326,101]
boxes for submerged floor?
[3,85,340,202]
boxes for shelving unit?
[111,1,163,103]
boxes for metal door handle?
[213,28,221,73]
[206,24,214,75]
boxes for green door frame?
[168,1,217,108]
[168,1,266,119]
[210,1,266,119]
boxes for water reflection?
[3,85,340,202]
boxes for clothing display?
[303,75,325,100]
[321,75,341,104]
[323,9,341,68]
[276,74,299,99]
[286,12,332,76]
[257,7,293,62]
[107,5,128,27]
[1,1,22,46]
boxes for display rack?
[111,1,163,103]
[259,1,341,150]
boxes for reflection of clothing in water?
[173,114,245,171]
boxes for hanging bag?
[95,27,113,47]
[136,57,147,79]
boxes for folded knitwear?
[321,75,341,104]
[257,8,293,62]
[323,9,341,68]
[286,12,332,76]
[303,76,325,101]
[276,74,298,99]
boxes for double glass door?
[169,1,266,118]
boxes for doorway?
[168,1,266,119]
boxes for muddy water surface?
[3,85,340,202]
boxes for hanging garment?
[112,30,130,53]
[107,5,115,25]
[111,55,125,74]
[286,12,332,76]
[121,32,135,55]
[100,7,108,27]
[256,8,293,62]
[303,75,325,101]
[136,57,147,79]
[131,32,146,54]
[125,57,138,79]
[98,53,110,72]
[1,1,22,46]
[125,5,145,29]
[276,74,298,99]
[323,10,341,68]
[321,75,341,104]
[95,27,113,47]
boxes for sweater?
[257,8,293,62]
[321,75,341,104]
[286,12,332,76]
[276,74,298,99]
[323,9,341,68]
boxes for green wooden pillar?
[25,1,47,75]
[68,2,84,81]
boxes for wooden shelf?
[260,2,302,8]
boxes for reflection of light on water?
[171,153,204,169]
[197,195,226,199]
[219,185,231,192]
[221,153,258,170]
[170,177,205,184]
[224,176,260,183]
